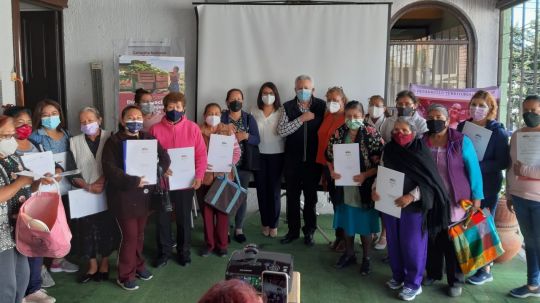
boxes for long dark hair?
[32,99,65,131]
[256,82,281,110]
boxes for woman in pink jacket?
[149,92,208,267]
[197,103,241,257]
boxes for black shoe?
[360,258,371,276]
[216,249,228,258]
[304,233,315,247]
[335,254,357,269]
[422,277,438,286]
[153,256,168,268]
[78,273,97,283]
[234,233,247,243]
[178,255,191,267]
[99,271,109,281]
[280,234,299,244]
[200,248,211,257]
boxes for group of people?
[0,73,539,302]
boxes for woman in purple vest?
[422,104,484,298]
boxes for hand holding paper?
[374,166,405,218]
[124,140,158,185]
[168,147,195,191]
[207,134,235,172]
[333,143,361,186]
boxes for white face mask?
[205,115,221,127]
[262,95,275,105]
[368,106,385,119]
[327,101,341,114]
[0,137,18,158]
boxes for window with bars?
[499,0,540,129]
[387,6,473,104]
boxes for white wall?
[0,0,15,105]
[63,0,499,132]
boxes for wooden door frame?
[11,0,67,106]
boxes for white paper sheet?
[124,140,158,185]
[207,134,235,173]
[168,147,195,191]
[462,121,493,161]
[517,132,540,165]
[53,152,73,195]
[375,166,404,219]
[21,151,55,180]
[333,143,361,186]
[68,189,107,219]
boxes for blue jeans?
[512,195,540,286]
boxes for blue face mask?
[296,89,312,102]
[41,115,61,130]
[125,120,144,133]
[166,110,184,123]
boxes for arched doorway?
[387,1,476,104]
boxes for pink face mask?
[469,106,489,121]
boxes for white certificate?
[53,152,73,195]
[124,139,158,185]
[207,134,235,173]
[462,121,492,161]
[375,166,405,219]
[68,189,107,219]
[517,132,540,165]
[21,151,55,180]
[333,143,361,186]
[168,147,195,191]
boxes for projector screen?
[195,3,390,120]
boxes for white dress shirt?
[252,107,285,154]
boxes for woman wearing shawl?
[373,117,450,301]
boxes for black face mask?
[427,119,447,134]
[523,112,540,128]
[397,107,414,117]
[228,101,243,113]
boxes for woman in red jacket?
[102,105,171,291]
[150,92,208,267]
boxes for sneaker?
[200,248,211,257]
[509,285,540,298]
[360,258,371,276]
[24,289,56,303]
[386,279,404,290]
[136,269,153,281]
[216,249,228,258]
[50,259,79,273]
[117,279,139,291]
[399,287,422,301]
[374,236,387,250]
[41,267,55,288]
[448,286,462,297]
[335,254,357,269]
[467,268,493,285]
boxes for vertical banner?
[410,84,500,129]
[118,55,185,115]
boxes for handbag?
[151,167,172,212]
[203,166,247,215]
[239,114,260,171]
[448,200,505,275]
[16,182,72,258]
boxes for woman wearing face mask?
[507,95,540,299]
[133,88,164,132]
[456,90,510,286]
[221,89,261,243]
[102,105,171,291]
[365,95,388,132]
[197,103,241,257]
[252,83,284,238]
[29,99,80,275]
[422,104,483,297]
[69,107,119,284]
[0,115,54,303]
[372,118,450,301]
[316,87,346,251]
[380,90,428,143]
[4,107,56,302]
[149,92,207,267]
[326,101,384,275]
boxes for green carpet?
[47,212,529,303]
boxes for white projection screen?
[195,3,390,119]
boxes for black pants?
[284,161,322,236]
[426,229,464,287]
[155,189,194,258]
[255,153,284,229]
